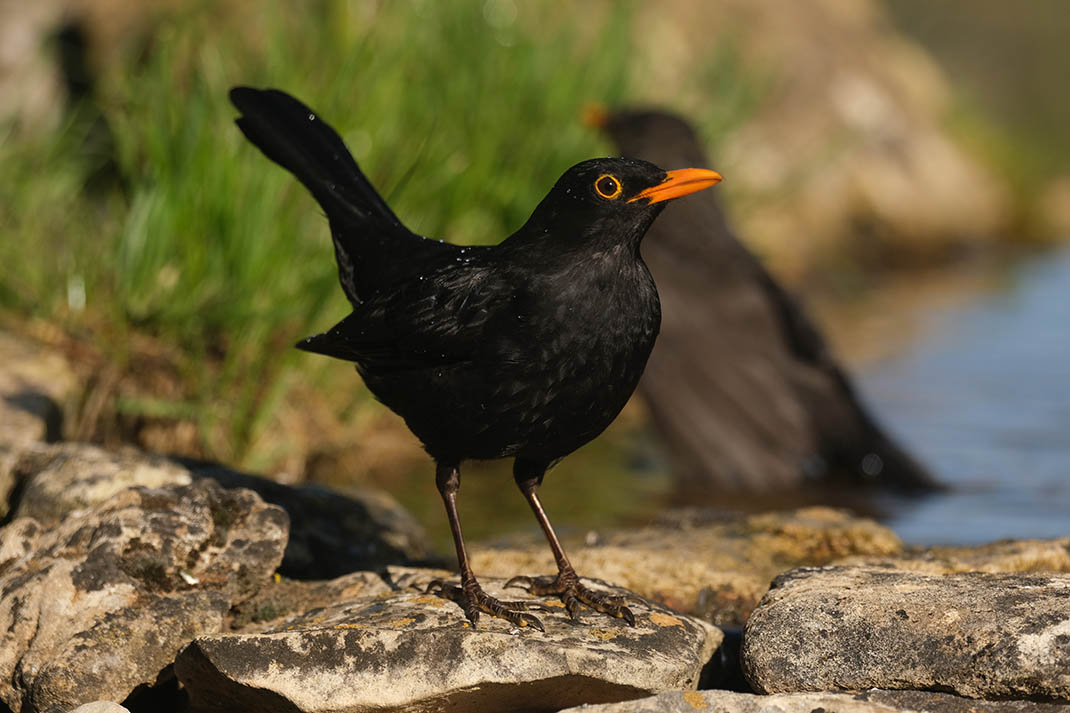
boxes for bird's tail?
[229,87,405,233]
[229,87,439,304]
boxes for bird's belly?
[363,321,655,464]
[494,347,645,459]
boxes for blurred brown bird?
[597,108,939,495]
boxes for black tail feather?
[229,87,404,231]
[229,87,456,304]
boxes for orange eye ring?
[594,174,622,200]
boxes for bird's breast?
[485,256,660,456]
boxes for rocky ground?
[2,329,1068,712]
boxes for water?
[862,248,1070,545]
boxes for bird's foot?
[425,578,548,632]
[506,569,643,625]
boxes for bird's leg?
[506,459,642,625]
[425,461,547,631]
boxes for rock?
[0,0,68,135]
[4,442,437,579]
[742,566,1070,701]
[473,507,902,627]
[7,443,193,525]
[0,331,77,447]
[0,444,22,521]
[865,690,1070,713]
[175,571,722,713]
[0,330,79,514]
[841,537,1070,574]
[49,702,132,713]
[189,460,438,578]
[229,570,392,632]
[559,689,1070,712]
[1040,176,1070,237]
[0,480,288,712]
[631,0,1011,278]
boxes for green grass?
[0,0,760,473]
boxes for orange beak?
[628,168,723,204]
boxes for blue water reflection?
[862,248,1070,544]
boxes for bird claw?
[506,570,639,625]
[504,574,543,591]
[425,578,547,632]
[424,579,451,596]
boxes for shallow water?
[862,247,1070,545]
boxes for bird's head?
[516,157,722,253]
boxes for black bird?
[228,88,721,629]
[596,108,938,494]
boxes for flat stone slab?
[560,689,1070,712]
[175,573,722,713]
[742,566,1070,701]
[229,570,393,632]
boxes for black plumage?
[599,108,939,494]
[229,88,721,628]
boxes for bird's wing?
[229,87,459,305]
[297,258,516,371]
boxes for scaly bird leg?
[425,461,547,631]
[505,458,644,625]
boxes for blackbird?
[596,108,938,493]
[228,88,721,629]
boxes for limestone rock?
[5,442,437,579]
[841,537,1070,574]
[229,570,392,632]
[560,689,1070,712]
[472,507,902,627]
[865,690,1070,713]
[0,480,288,712]
[8,442,193,525]
[192,461,438,578]
[175,572,722,713]
[742,566,1070,701]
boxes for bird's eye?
[594,174,622,200]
